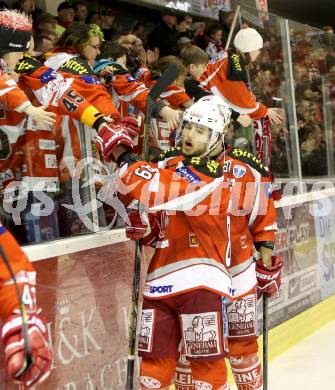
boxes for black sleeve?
[59,57,95,76]
[229,148,269,177]
[226,49,248,83]
[15,54,42,75]
[231,109,240,121]
[184,79,211,101]
[117,152,140,167]
[151,100,167,118]
[254,241,275,251]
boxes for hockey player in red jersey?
[117,96,235,389]
[120,95,282,389]
[118,96,278,389]
[199,28,283,125]
[208,145,282,390]
[172,120,283,389]
[169,87,282,388]
[0,224,53,388]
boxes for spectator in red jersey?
[55,22,103,65]
[98,41,128,69]
[149,55,193,109]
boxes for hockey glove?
[95,122,134,161]
[120,116,142,139]
[126,211,165,245]
[256,256,283,298]
[1,311,53,389]
[126,211,148,240]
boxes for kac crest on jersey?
[233,165,246,178]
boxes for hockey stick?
[262,135,270,390]
[263,286,269,390]
[126,63,179,390]
[141,64,179,160]
[0,245,33,374]
[224,5,241,50]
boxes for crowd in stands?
[0,0,334,244]
[246,20,335,177]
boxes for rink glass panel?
[288,20,335,179]
[233,6,335,182]
[230,6,297,179]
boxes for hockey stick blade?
[142,63,179,161]
[145,62,179,129]
[148,63,179,102]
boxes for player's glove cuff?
[96,123,134,161]
[256,256,283,298]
